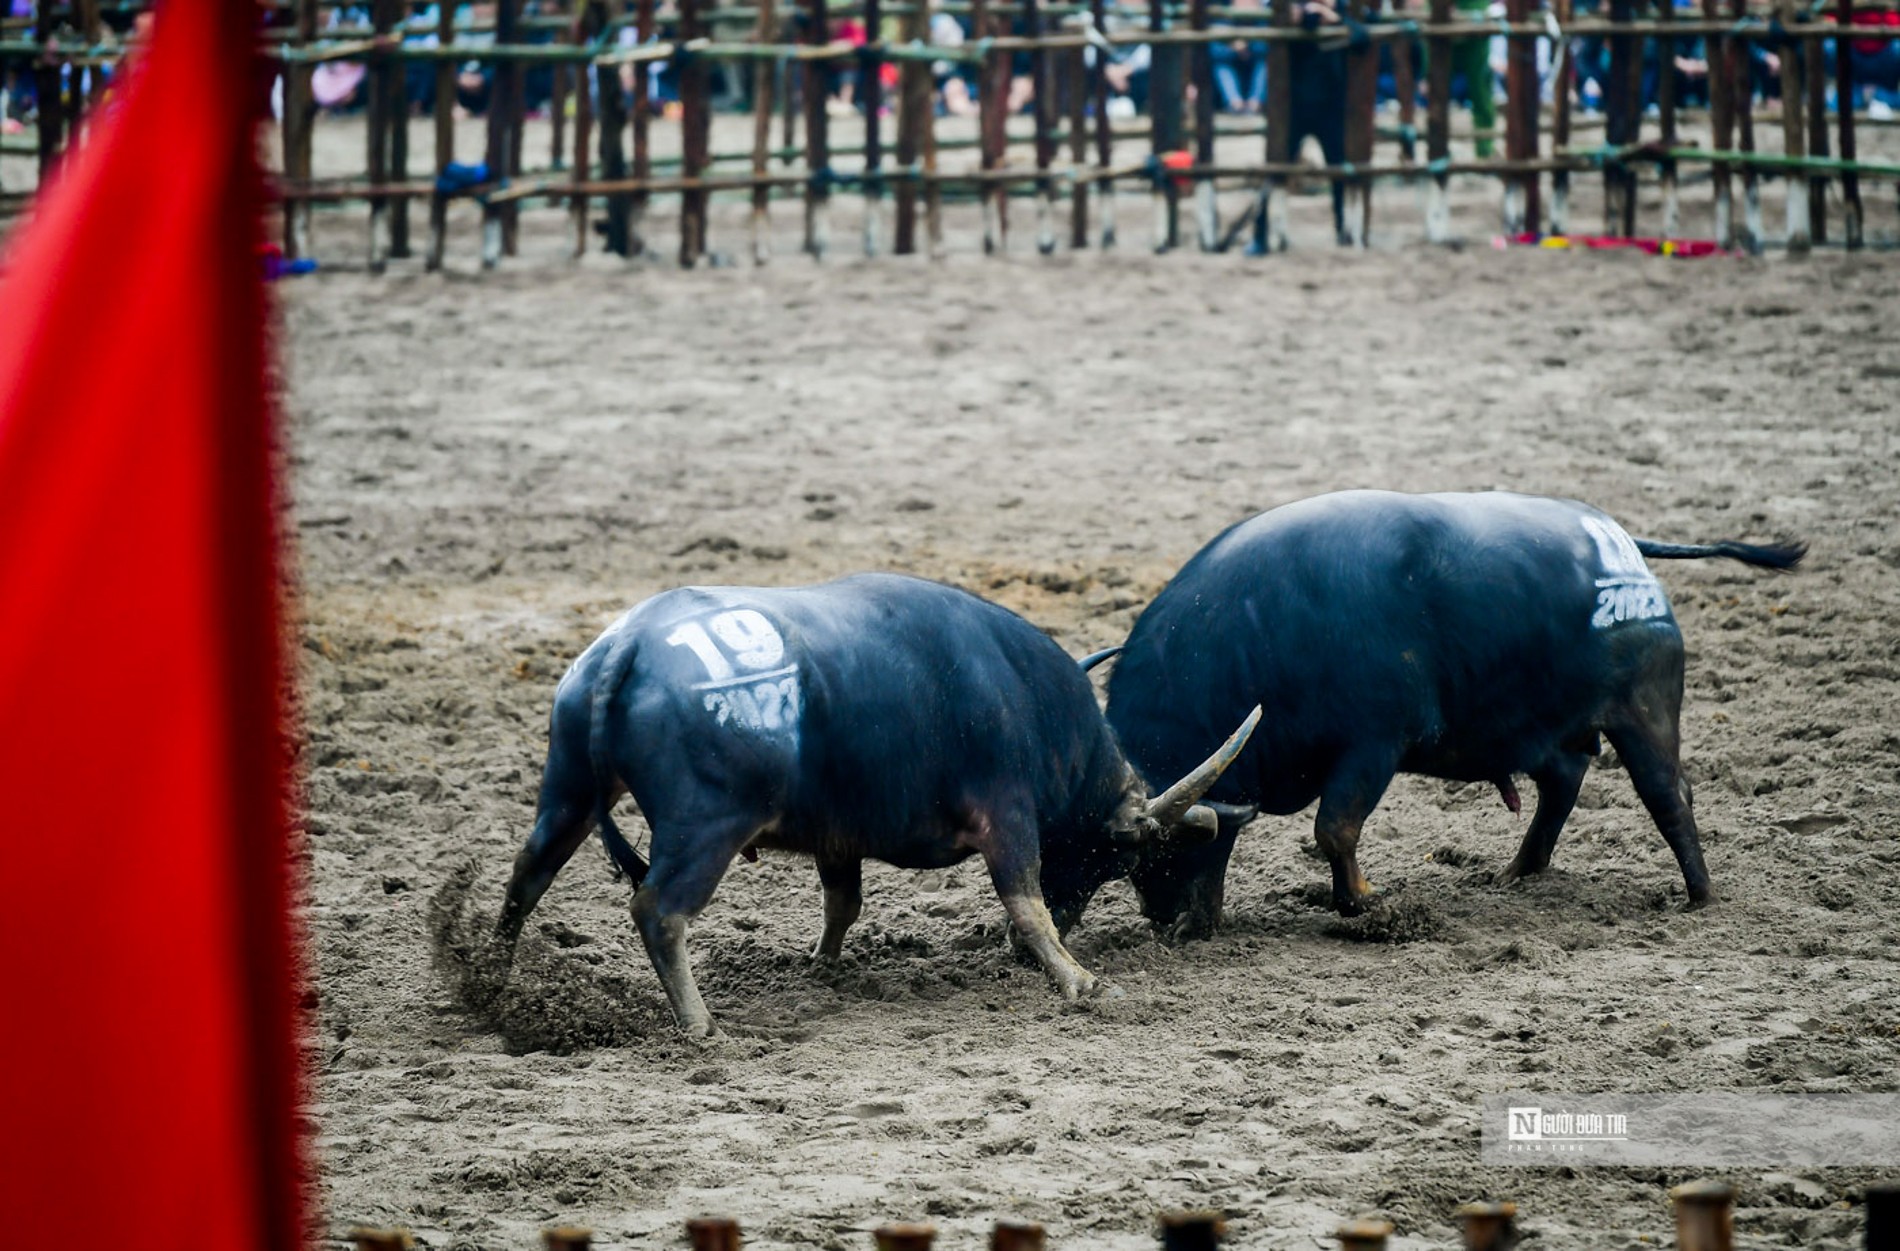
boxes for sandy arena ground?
[286,138,1900,1251]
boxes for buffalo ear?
[1171,804,1221,844]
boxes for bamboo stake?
[1656,0,1677,235]
[573,1,600,257]
[285,0,319,259]
[631,0,657,251]
[1149,0,1185,250]
[1066,45,1091,245]
[1031,0,1061,251]
[1424,0,1451,240]
[752,0,779,261]
[802,0,832,256]
[863,0,887,255]
[1731,0,1761,250]
[1804,28,1827,242]
[1092,0,1118,244]
[681,0,712,265]
[1191,0,1218,248]
[1552,0,1574,232]
[1837,0,1862,246]
[1704,0,1732,245]
[1345,0,1378,244]
[1777,0,1810,253]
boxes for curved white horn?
[1144,705,1263,828]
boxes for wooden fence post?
[33,0,65,181]
[1066,45,1091,248]
[1344,0,1378,245]
[1671,1180,1736,1251]
[1656,0,1677,236]
[284,0,319,261]
[1836,0,1863,247]
[895,0,926,254]
[1190,0,1218,249]
[629,0,658,254]
[1336,1220,1393,1251]
[1777,0,1810,254]
[686,1217,742,1251]
[1804,25,1828,244]
[368,0,397,272]
[753,0,781,262]
[1604,0,1636,236]
[1148,0,1186,250]
[873,1223,937,1251]
[1729,0,1761,252]
[1091,0,1117,246]
[991,1219,1046,1251]
[1159,1210,1227,1250]
[802,0,833,258]
[573,0,601,257]
[861,0,886,256]
[594,0,632,255]
[483,0,523,266]
[1424,0,1451,241]
[680,0,712,266]
[1703,0,1731,247]
[1551,0,1574,234]
[1031,0,1061,252]
[976,0,1012,253]
[1457,1201,1518,1250]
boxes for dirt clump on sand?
[289,245,1900,1250]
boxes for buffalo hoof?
[1058,970,1098,1001]
[1332,891,1375,918]
[1158,913,1218,945]
[1494,859,1542,888]
[1685,888,1718,910]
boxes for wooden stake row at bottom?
[352,1181,1900,1250]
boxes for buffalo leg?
[1606,719,1714,906]
[631,816,758,1037]
[497,736,606,951]
[1496,753,1590,885]
[1314,755,1396,915]
[812,857,863,960]
[984,847,1096,1000]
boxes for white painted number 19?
[665,609,787,684]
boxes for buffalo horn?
[1145,706,1263,828]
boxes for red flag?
[0,3,306,1248]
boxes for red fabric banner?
[0,3,306,1248]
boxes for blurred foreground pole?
[0,3,306,1248]
[1672,1180,1736,1251]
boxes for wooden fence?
[342,1182,1897,1249]
[6,0,1900,265]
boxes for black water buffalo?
[496,573,1260,1036]
[1095,490,1805,940]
